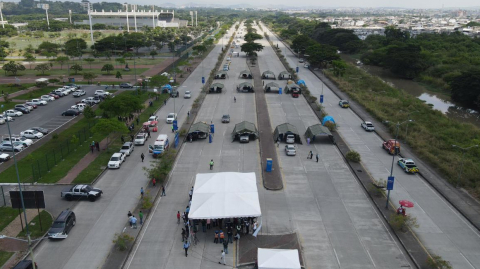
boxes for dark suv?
[12,260,37,269]
[48,209,76,239]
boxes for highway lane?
[262,22,480,269]
[33,30,230,269]
[254,25,412,269]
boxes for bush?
[52,133,59,140]
[112,233,134,251]
[346,150,361,162]
[324,121,337,131]
[426,254,452,269]
[388,214,419,232]
[141,190,153,209]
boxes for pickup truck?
[61,184,103,202]
[382,139,400,155]
[397,158,419,173]
[27,99,47,106]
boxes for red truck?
[382,139,400,155]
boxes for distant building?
[74,9,188,28]
[81,0,92,12]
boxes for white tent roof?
[189,172,261,219]
[258,248,301,269]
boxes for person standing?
[202,219,207,232]
[219,250,226,265]
[181,228,186,242]
[245,221,250,234]
[161,185,166,196]
[207,219,211,229]
[210,159,214,170]
[316,153,319,163]
[139,211,144,225]
[234,96,236,103]
[183,241,190,257]
[227,228,233,243]
[131,215,137,229]
[140,187,144,198]
[223,239,229,254]
[90,144,94,153]
[141,153,145,162]
[307,137,311,145]
[214,231,219,243]
[187,111,190,118]
[219,230,225,243]
[177,211,181,224]
[95,141,100,151]
[152,178,156,187]
[253,220,258,234]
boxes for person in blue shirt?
[184,241,190,257]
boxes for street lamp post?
[452,144,478,188]
[0,105,36,269]
[386,119,413,209]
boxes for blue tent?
[297,80,306,86]
[163,84,172,89]
[322,116,335,125]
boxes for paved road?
[262,22,480,269]
[32,28,230,269]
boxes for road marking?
[333,248,341,267]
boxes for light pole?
[452,144,478,188]
[0,105,36,269]
[385,119,414,209]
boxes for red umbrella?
[399,200,414,208]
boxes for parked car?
[12,260,38,269]
[94,90,111,97]
[61,109,80,116]
[48,209,76,239]
[0,153,11,163]
[397,158,419,173]
[0,141,23,152]
[14,106,30,114]
[61,184,103,202]
[15,104,33,112]
[53,89,65,97]
[170,89,179,98]
[73,90,86,97]
[27,99,47,106]
[339,100,350,108]
[361,121,375,131]
[0,114,13,123]
[299,58,304,63]
[184,90,191,99]
[240,134,250,143]
[20,129,44,139]
[41,95,55,101]
[222,114,230,123]
[49,93,60,99]
[134,132,148,145]
[286,134,295,144]
[166,113,177,124]
[67,83,81,89]
[81,96,101,105]
[285,145,296,156]
[4,109,22,117]
[71,104,87,112]
[31,127,49,135]
[148,116,158,122]
[3,136,33,147]
[108,152,125,169]
[0,117,4,125]
[119,142,134,156]
[120,83,133,88]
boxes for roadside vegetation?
[17,210,53,239]
[0,207,20,231]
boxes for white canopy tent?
[189,172,261,219]
[258,248,301,269]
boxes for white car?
[4,110,22,117]
[41,95,55,102]
[94,90,111,97]
[71,103,87,112]
[240,134,250,143]
[148,116,158,122]
[0,142,23,152]
[184,91,191,99]
[28,99,47,106]
[0,117,4,125]
[134,132,148,145]
[286,134,295,144]
[166,113,177,124]
[361,121,375,132]
[20,129,44,139]
[285,145,296,156]
[0,114,13,122]
[119,142,134,156]
[3,136,33,147]
[108,152,125,169]
[73,90,86,97]
[61,89,70,95]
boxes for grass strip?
[13,86,57,100]
[73,93,169,184]
[16,210,53,239]
[0,83,35,95]
[0,207,20,231]
[0,251,14,268]
[0,101,23,110]
[324,64,480,194]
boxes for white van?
[148,134,169,157]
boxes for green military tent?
[273,123,302,144]
[232,121,258,141]
[188,122,210,140]
[304,124,335,144]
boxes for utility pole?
[0,2,5,29]
[124,3,129,32]
[88,3,94,45]
[37,4,50,30]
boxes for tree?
[192,45,207,56]
[332,60,347,77]
[305,44,340,67]
[70,64,83,75]
[168,42,175,52]
[90,118,129,149]
[384,26,410,45]
[84,58,95,69]
[150,74,169,88]
[65,38,87,58]
[55,56,69,70]
[240,42,264,56]
[143,149,176,183]
[83,106,96,120]
[23,53,36,69]
[384,44,430,79]
[99,94,142,118]
[291,35,314,54]
[115,58,125,68]
[244,32,263,43]
[38,41,60,54]
[450,68,480,109]
[83,72,98,84]
[101,64,114,75]
[34,63,51,75]
[149,50,158,59]
[2,61,26,76]
[115,71,123,79]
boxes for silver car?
[285,145,296,156]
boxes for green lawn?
[0,83,35,95]
[73,92,169,184]
[0,251,14,269]
[17,210,53,239]
[0,207,20,231]
[0,101,23,110]
[14,86,57,100]
[1,68,150,78]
